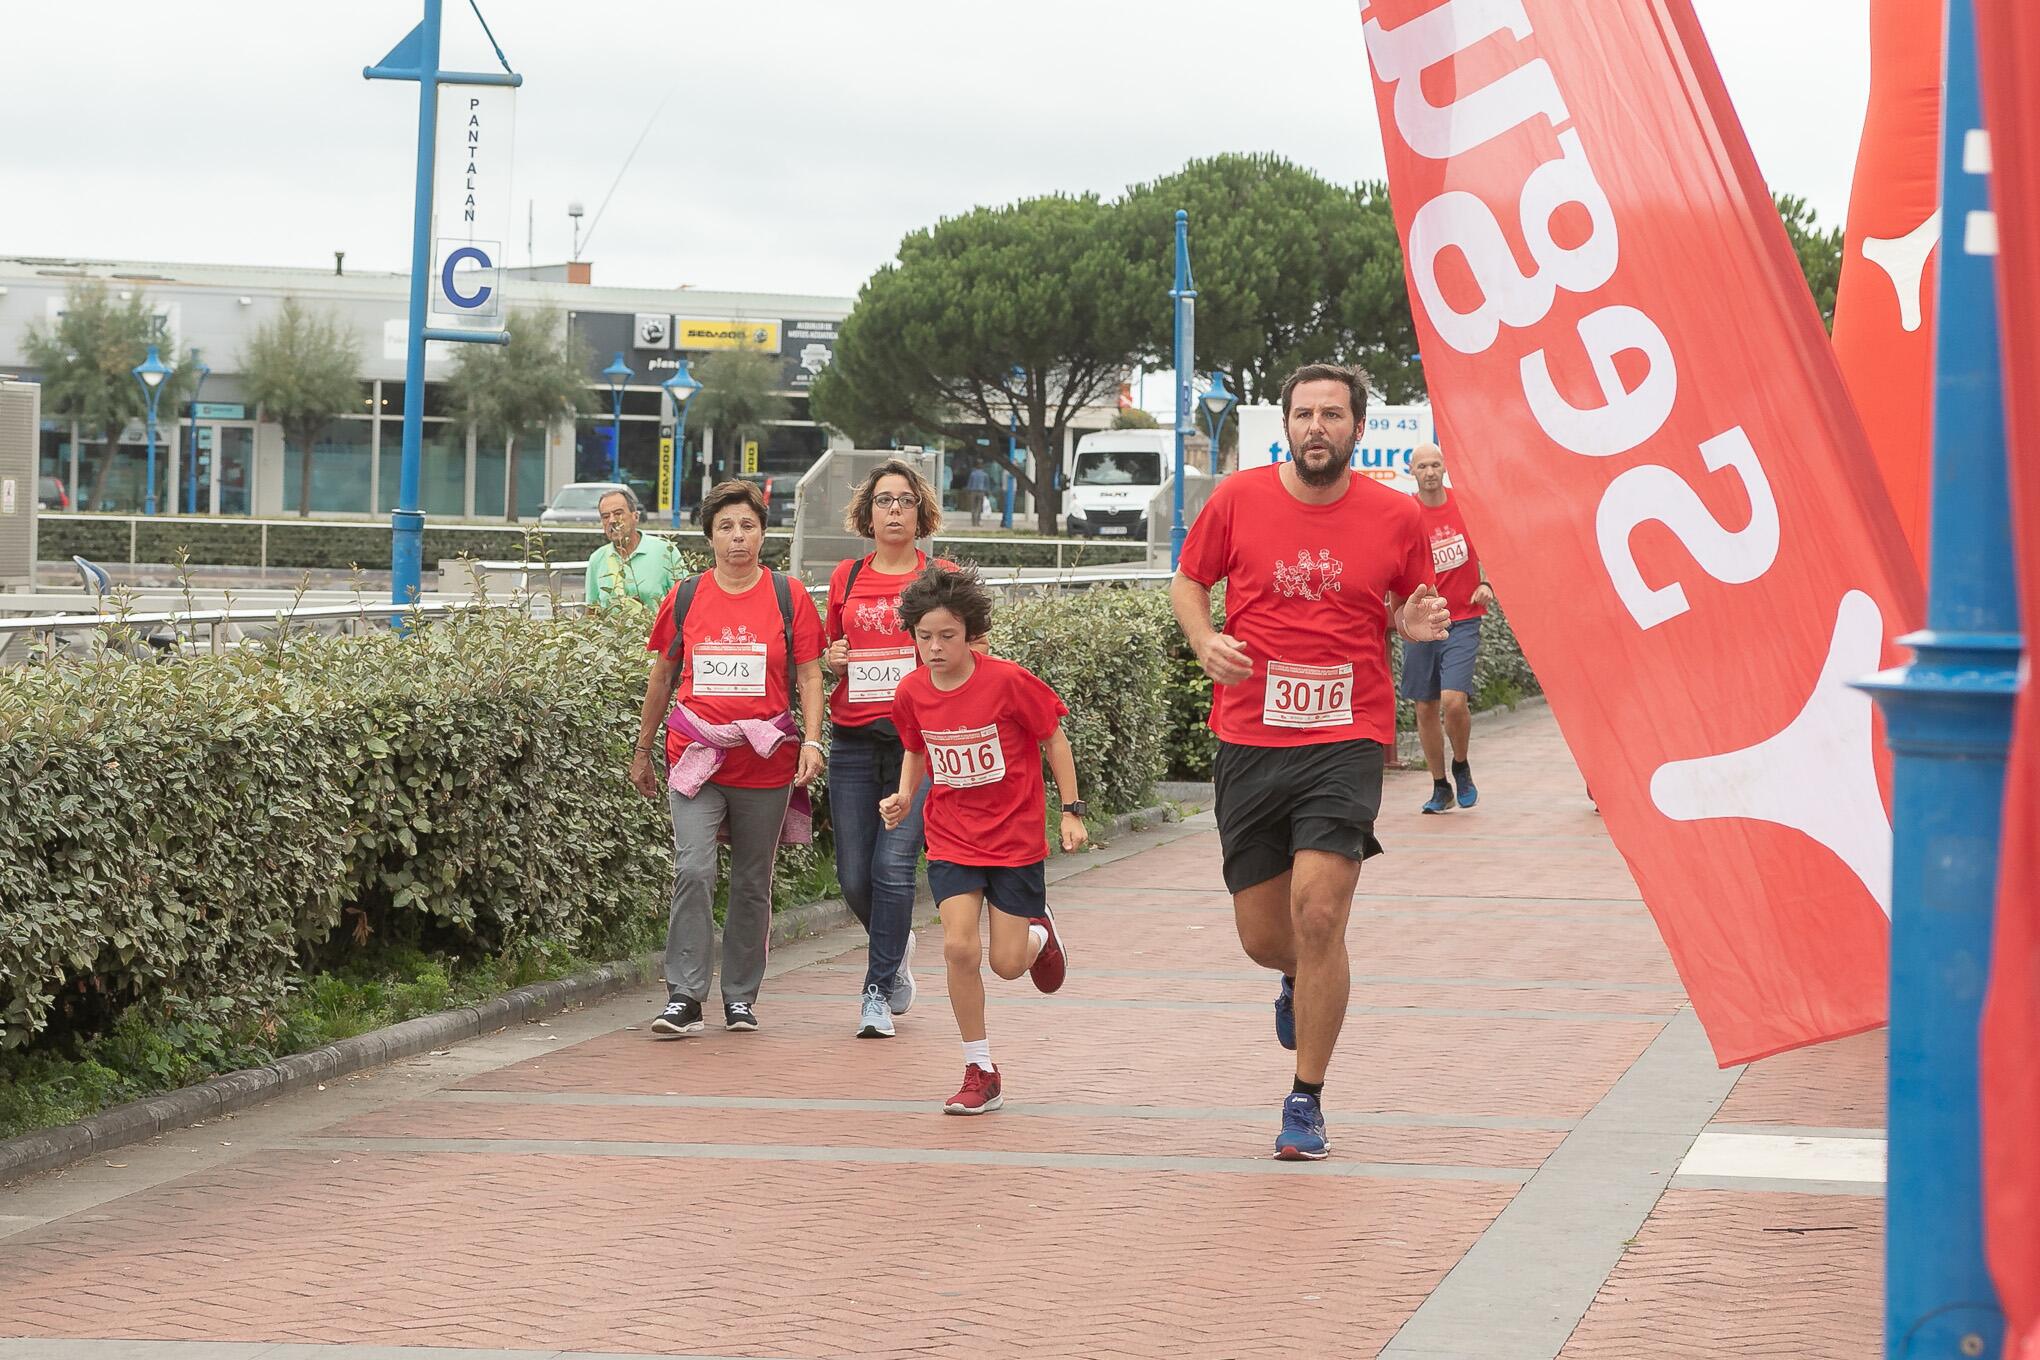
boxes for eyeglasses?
[872,493,919,510]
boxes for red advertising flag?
[1974,5,2040,1353]
[1358,0,1926,1064]
[1831,0,1943,573]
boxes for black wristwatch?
[1061,800,1088,817]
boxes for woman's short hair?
[844,458,943,539]
[698,479,767,540]
[898,563,993,640]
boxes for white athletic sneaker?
[889,929,918,1015]
[857,985,896,1038]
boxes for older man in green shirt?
[585,488,685,610]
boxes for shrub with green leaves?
[0,606,670,1049]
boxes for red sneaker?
[1028,907,1068,994]
[943,1064,1003,1115]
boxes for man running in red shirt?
[1171,363,1450,1160]
[1404,443,1497,814]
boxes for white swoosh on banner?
[1859,211,1941,333]
[1648,590,1893,916]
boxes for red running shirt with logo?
[1179,463,1431,748]
[646,573,826,787]
[824,552,958,729]
[1418,489,1487,622]
[891,655,1069,866]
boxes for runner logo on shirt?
[707,624,759,645]
[1272,548,1345,601]
[854,597,903,635]
[1431,529,1469,573]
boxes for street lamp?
[183,348,211,515]
[1199,370,1236,477]
[602,351,634,483]
[1003,365,1024,531]
[661,360,701,529]
[131,343,175,517]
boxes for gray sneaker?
[889,929,918,1016]
[857,985,896,1038]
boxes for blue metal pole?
[1170,209,1194,569]
[185,354,207,515]
[670,405,689,530]
[142,391,160,517]
[1002,407,1017,530]
[610,388,624,483]
[391,0,444,610]
[1859,3,2018,1355]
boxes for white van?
[1062,430,1203,539]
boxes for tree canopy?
[239,298,364,517]
[445,307,593,519]
[1775,193,1845,330]
[25,282,201,451]
[692,349,790,480]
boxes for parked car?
[736,472,794,528]
[537,481,636,527]
[38,475,70,510]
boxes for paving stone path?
[0,705,1883,1359]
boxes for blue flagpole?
[1859,2,2018,1354]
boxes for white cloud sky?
[0,1,1868,298]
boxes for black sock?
[1452,759,1471,780]
[1433,777,1452,792]
[1292,1076,1323,1098]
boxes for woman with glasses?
[823,459,956,1038]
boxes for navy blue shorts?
[1399,616,1483,701]
[927,859,1047,919]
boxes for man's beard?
[1293,441,1352,488]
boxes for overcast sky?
[2,2,1869,299]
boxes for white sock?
[1027,923,1048,962]
[962,1039,994,1072]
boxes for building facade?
[0,255,853,520]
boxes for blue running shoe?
[1454,763,1478,809]
[1274,975,1296,1051]
[1421,781,1454,814]
[1274,1092,1330,1161]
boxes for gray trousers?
[664,782,792,1006]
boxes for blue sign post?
[365,0,519,611]
[1169,209,1196,568]
[183,349,210,515]
[1858,3,2018,1355]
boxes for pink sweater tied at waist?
[663,703,812,845]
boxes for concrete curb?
[0,896,859,1188]
[0,798,1196,1188]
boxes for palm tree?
[239,299,365,517]
[442,307,594,519]
[25,283,198,507]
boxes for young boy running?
[880,566,1088,1114]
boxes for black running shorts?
[1212,739,1386,894]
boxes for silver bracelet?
[801,739,827,754]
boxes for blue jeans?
[830,725,928,994]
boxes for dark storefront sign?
[573,311,838,391]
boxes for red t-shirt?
[1179,464,1431,747]
[892,655,1069,867]
[824,551,957,729]
[1418,490,1487,622]
[646,572,826,788]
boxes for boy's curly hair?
[898,563,993,640]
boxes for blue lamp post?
[130,344,175,517]
[1002,366,1024,531]
[661,360,701,530]
[1169,209,1197,568]
[603,351,634,483]
[1857,3,2016,1355]
[1199,370,1236,477]
[183,348,210,515]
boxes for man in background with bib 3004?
[1171,363,1449,1161]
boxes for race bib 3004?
[693,642,768,697]
[925,724,1007,789]
[1432,532,1470,573]
[847,646,915,705]
[1263,660,1353,730]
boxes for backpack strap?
[662,575,702,667]
[830,554,869,641]
[771,570,798,713]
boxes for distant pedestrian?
[882,566,1088,1115]
[585,488,684,611]
[966,464,993,528]
[1402,443,1495,814]
[824,457,957,1040]
[629,479,827,1039]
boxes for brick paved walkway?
[0,705,1882,1359]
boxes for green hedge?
[0,608,671,1050]
[39,515,1145,574]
